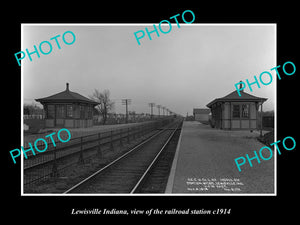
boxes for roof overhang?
[206,97,267,108]
[35,98,99,106]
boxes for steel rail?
[129,123,180,193]
[63,127,169,194]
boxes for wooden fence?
[23,118,174,187]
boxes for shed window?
[232,105,240,118]
[88,105,92,119]
[66,105,73,118]
[80,105,85,119]
[47,105,55,119]
[84,105,89,119]
[73,104,80,118]
[56,105,65,118]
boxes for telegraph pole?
[122,99,131,123]
[148,103,155,119]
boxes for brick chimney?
[66,82,69,91]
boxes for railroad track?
[64,120,182,194]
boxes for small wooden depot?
[206,86,267,130]
[36,83,99,128]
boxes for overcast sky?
[22,24,276,116]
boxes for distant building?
[193,108,210,122]
[206,86,267,130]
[35,83,99,128]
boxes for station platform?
[166,121,275,194]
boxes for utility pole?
[122,99,131,123]
[148,103,155,119]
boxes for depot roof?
[206,90,267,108]
[35,83,99,105]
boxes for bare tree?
[90,89,114,125]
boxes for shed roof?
[35,83,99,105]
[206,90,267,108]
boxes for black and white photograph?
[4,4,298,221]
[21,24,276,195]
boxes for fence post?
[143,124,148,136]
[127,127,130,144]
[110,130,114,151]
[119,129,123,148]
[140,125,145,137]
[139,125,142,138]
[78,136,84,164]
[132,127,135,140]
[136,125,139,138]
[51,146,58,177]
[144,124,149,136]
[97,133,102,158]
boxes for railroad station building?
[206,86,267,130]
[35,83,99,128]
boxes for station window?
[56,105,65,118]
[232,105,240,118]
[87,105,92,119]
[241,104,249,118]
[66,104,73,118]
[47,105,55,119]
[80,105,85,119]
[84,105,89,119]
